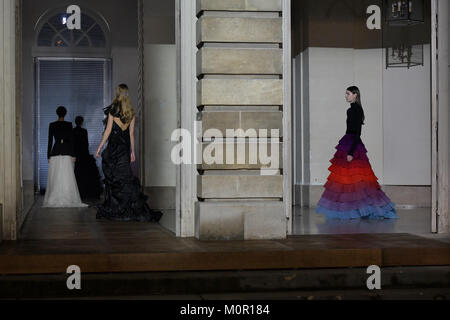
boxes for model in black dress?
[95,84,162,222]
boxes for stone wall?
[195,0,286,240]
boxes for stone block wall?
[195,0,286,240]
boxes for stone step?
[1,266,449,299]
[1,234,449,273]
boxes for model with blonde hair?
[95,84,162,222]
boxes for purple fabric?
[334,134,368,159]
[321,187,385,202]
[318,193,392,211]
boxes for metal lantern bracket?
[385,0,425,27]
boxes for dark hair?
[118,83,128,90]
[56,106,67,118]
[75,116,84,126]
[346,86,365,125]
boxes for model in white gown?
[42,155,88,208]
[42,109,88,208]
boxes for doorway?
[34,58,111,192]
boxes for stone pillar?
[0,0,18,240]
[195,0,287,240]
[15,0,23,230]
[179,0,198,237]
[437,0,449,233]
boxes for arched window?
[35,8,110,53]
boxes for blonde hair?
[112,84,135,124]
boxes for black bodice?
[47,121,75,159]
[345,102,364,156]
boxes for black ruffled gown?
[96,104,163,222]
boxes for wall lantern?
[386,44,423,68]
[385,0,424,26]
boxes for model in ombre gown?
[316,86,398,220]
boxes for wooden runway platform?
[0,204,449,275]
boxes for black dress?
[73,126,103,199]
[96,104,163,222]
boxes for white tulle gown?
[42,155,88,208]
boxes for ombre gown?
[96,104,163,222]
[316,105,398,220]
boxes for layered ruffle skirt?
[316,134,398,219]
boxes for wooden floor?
[0,200,449,275]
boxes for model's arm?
[95,113,113,157]
[47,123,53,160]
[348,128,361,157]
[129,116,136,163]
